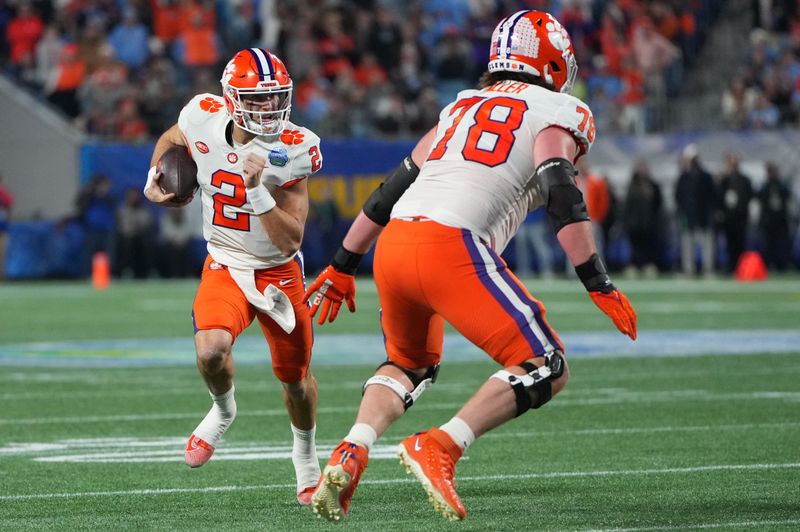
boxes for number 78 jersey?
[392,81,595,253]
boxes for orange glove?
[589,289,637,340]
[303,266,357,324]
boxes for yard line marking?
[2,462,798,501]
[3,330,800,368]
[583,518,800,531]
[3,421,798,459]
[2,389,799,426]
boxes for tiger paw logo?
[545,17,571,52]
[199,97,223,113]
[280,129,305,145]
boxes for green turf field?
[1,277,799,531]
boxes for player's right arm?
[533,126,637,340]
[303,126,438,324]
[144,124,190,207]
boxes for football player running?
[304,11,637,521]
[144,48,323,505]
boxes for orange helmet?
[488,11,577,94]
[221,48,292,136]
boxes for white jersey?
[178,94,322,269]
[392,81,595,252]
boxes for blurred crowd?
[514,145,799,278]
[71,145,799,280]
[722,1,800,129]
[1,0,720,139]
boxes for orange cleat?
[311,441,369,522]
[398,429,466,521]
[184,434,215,468]
[296,486,315,506]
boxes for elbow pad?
[363,156,420,226]
[534,158,589,234]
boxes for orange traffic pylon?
[734,251,768,282]
[92,251,111,290]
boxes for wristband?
[247,185,276,214]
[575,253,615,293]
[331,245,364,275]
[144,166,157,193]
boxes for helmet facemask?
[224,83,292,136]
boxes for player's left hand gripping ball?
[303,266,356,324]
[589,289,637,340]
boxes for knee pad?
[491,351,565,417]
[363,361,440,410]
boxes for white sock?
[291,424,320,491]
[193,385,237,447]
[344,423,378,451]
[440,417,475,451]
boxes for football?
[157,146,198,202]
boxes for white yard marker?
[1,462,798,501]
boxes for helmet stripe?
[250,48,275,80]
[499,11,527,59]
[253,48,275,79]
[247,48,265,79]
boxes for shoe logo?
[414,437,423,452]
[279,278,294,286]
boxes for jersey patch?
[269,147,289,167]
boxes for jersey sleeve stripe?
[281,176,307,189]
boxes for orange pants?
[374,220,563,369]
[192,255,313,383]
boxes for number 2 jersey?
[178,93,322,270]
[392,81,595,253]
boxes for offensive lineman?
[305,11,637,521]
[144,48,323,505]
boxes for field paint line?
[3,389,800,426]
[34,443,403,464]
[4,420,798,458]
[483,420,800,440]
[584,518,800,531]
[2,462,798,502]
[4,329,800,368]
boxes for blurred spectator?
[152,0,183,45]
[175,9,221,80]
[78,43,130,135]
[137,54,179,135]
[618,55,647,134]
[623,161,663,277]
[722,77,758,129]
[757,162,793,270]
[108,7,149,71]
[116,97,149,143]
[718,153,754,272]
[434,29,474,105]
[675,144,717,277]
[44,42,85,118]
[76,175,116,276]
[316,8,356,81]
[514,209,555,279]
[116,188,153,278]
[158,207,194,278]
[308,181,341,262]
[0,173,14,280]
[747,91,781,128]
[576,159,611,258]
[5,3,43,74]
[35,24,63,88]
[367,6,402,75]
